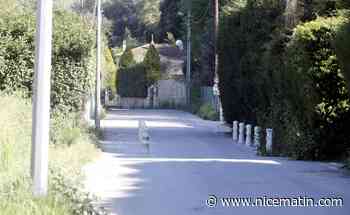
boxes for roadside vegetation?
[0,1,111,214]
[0,93,104,214]
[216,0,350,165]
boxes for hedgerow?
[0,9,95,111]
[218,0,350,160]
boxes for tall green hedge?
[0,9,95,111]
[117,63,148,98]
[218,0,350,160]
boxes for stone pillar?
[254,126,261,147]
[266,128,273,153]
[245,124,252,146]
[232,121,238,142]
[238,122,245,144]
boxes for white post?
[31,0,53,197]
[95,0,102,129]
[254,126,261,147]
[105,90,109,106]
[232,121,238,142]
[138,120,150,144]
[245,124,252,146]
[266,128,273,153]
[238,122,245,144]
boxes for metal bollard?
[245,124,252,146]
[266,128,273,153]
[254,126,261,147]
[238,122,245,144]
[232,121,238,142]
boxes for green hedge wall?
[218,0,350,160]
[117,64,148,98]
[0,9,95,111]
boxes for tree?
[143,44,161,85]
[119,49,136,68]
[158,0,184,42]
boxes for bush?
[335,12,350,97]
[283,16,350,160]
[198,103,218,121]
[0,9,95,111]
[117,63,148,98]
[218,0,350,160]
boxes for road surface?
[84,109,350,215]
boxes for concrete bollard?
[266,128,273,153]
[245,124,252,146]
[232,121,238,142]
[138,120,150,144]
[254,126,261,147]
[238,122,245,144]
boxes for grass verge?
[0,92,105,214]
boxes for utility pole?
[212,0,224,122]
[186,1,192,108]
[95,0,102,129]
[31,0,53,197]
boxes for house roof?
[131,43,185,77]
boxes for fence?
[200,86,220,112]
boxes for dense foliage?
[0,9,95,111]
[143,44,161,85]
[102,0,162,46]
[217,0,350,160]
[119,48,136,68]
[117,63,148,98]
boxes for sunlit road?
[84,109,350,215]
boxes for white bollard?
[266,128,273,153]
[238,122,245,144]
[245,124,252,146]
[232,121,238,142]
[254,126,261,147]
[138,121,150,144]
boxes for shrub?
[0,9,95,111]
[283,16,350,160]
[218,0,350,160]
[335,13,350,97]
[117,63,148,98]
[198,103,218,121]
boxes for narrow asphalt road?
[84,109,350,215]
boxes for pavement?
[84,109,350,215]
